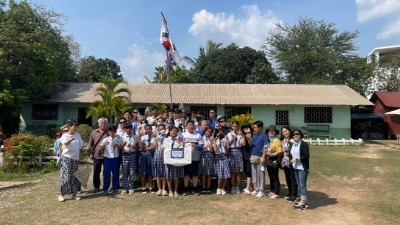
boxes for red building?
[370,92,400,138]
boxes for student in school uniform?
[182,120,204,196]
[120,123,138,194]
[213,128,230,195]
[199,127,215,194]
[163,126,185,197]
[227,121,245,194]
[249,121,269,198]
[99,125,123,195]
[152,124,168,196]
[139,124,157,193]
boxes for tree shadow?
[308,190,337,209]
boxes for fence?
[0,153,58,167]
[304,138,363,145]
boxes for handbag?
[250,155,261,164]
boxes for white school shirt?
[156,134,167,151]
[101,135,122,158]
[215,138,228,155]
[162,137,184,149]
[60,132,84,160]
[121,133,138,153]
[182,131,203,161]
[202,136,213,152]
[226,131,243,148]
[140,134,154,148]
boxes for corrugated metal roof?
[370,92,400,107]
[47,83,373,106]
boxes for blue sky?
[31,0,400,83]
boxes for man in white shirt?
[182,120,204,196]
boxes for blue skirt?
[199,151,215,176]
[152,150,165,177]
[165,164,184,180]
[215,154,231,179]
[230,148,244,172]
[139,151,153,176]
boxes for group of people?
[56,108,310,210]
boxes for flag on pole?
[160,13,180,66]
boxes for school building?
[20,83,373,139]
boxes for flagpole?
[161,12,173,109]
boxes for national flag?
[160,13,180,65]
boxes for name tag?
[171,148,184,158]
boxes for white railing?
[304,138,363,145]
[0,154,58,167]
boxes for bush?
[228,114,254,126]
[4,133,53,157]
[78,124,94,143]
[41,160,58,174]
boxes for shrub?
[4,133,53,157]
[78,124,94,143]
[228,114,254,126]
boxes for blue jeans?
[103,157,120,193]
[294,169,309,199]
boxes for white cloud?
[377,17,400,39]
[189,4,280,50]
[356,0,400,22]
[121,44,164,83]
[356,0,400,39]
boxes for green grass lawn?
[0,142,399,225]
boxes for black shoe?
[93,188,100,193]
[286,196,296,202]
[294,204,308,210]
[206,189,211,195]
[182,191,188,196]
[284,195,291,200]
[201,190,207,195]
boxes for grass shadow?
[308,190,337,209]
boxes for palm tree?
[86,77,132,124]
[183,40,223,69]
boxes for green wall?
[22,102,352,139]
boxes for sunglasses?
[219,120,226,122]
[133,111,138,113]
[293,133,300,136]
[119,121,126,124]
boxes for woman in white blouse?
[58,119,84,202]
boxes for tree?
[0,1,77,132]
[191,43,277,83]
[265,18,369,86]
[366,52,400,95]
[152,65,194,83]
[183,40,223,69]
[333,56,374,96]
[86,77,132,124]
[76,56,123,82]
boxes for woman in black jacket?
[289,129,310,210]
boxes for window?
[276,110,289,125]
[64,108,78,122]
[304,107,332,123]
[32,104,58,120]
[224,106,251,119]
[190,106,217,119]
